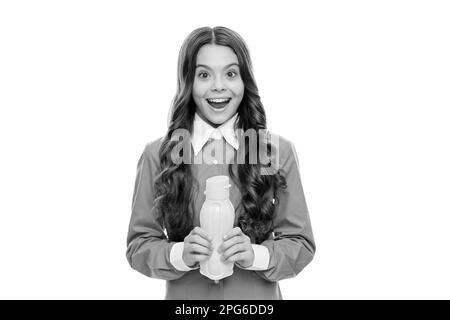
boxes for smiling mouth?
[206,98,231,109]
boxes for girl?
[126,26,315,300]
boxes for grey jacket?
[126,133,315,299]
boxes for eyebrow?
[195,63,240,70]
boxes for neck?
[196,111,222,128]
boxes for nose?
[211,76,226,92]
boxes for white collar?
[192,112,239,156]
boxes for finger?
[191,226,213,242]
[219,235,245,253]
[222,243,248,260]
[223,227,243,241]
[192,254,210,262]
[225,252,246,263]
[188,243,212,256]
[188,234,213,250]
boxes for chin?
[207,110,233,123]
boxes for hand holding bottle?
[218,227,255,268]
[182,226,214,268]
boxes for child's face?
[193,44,244,127]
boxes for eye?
[198,72,209,79]
[227,70,238,78]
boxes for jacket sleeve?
[254,139,316,282]
[126,141,187,280]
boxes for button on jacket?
[126,114,316,300]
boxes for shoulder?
[142,135,165,163]
[264,130,298,170]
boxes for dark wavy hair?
[153,26,287,244]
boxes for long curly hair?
[154,26,287,244]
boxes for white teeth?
[207,98,231,103]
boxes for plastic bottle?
[199,175,235,282]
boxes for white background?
[1,0,449,299]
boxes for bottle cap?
[204,175,231,200]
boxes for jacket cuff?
[169,242,199,271]
[238,244,270,270]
